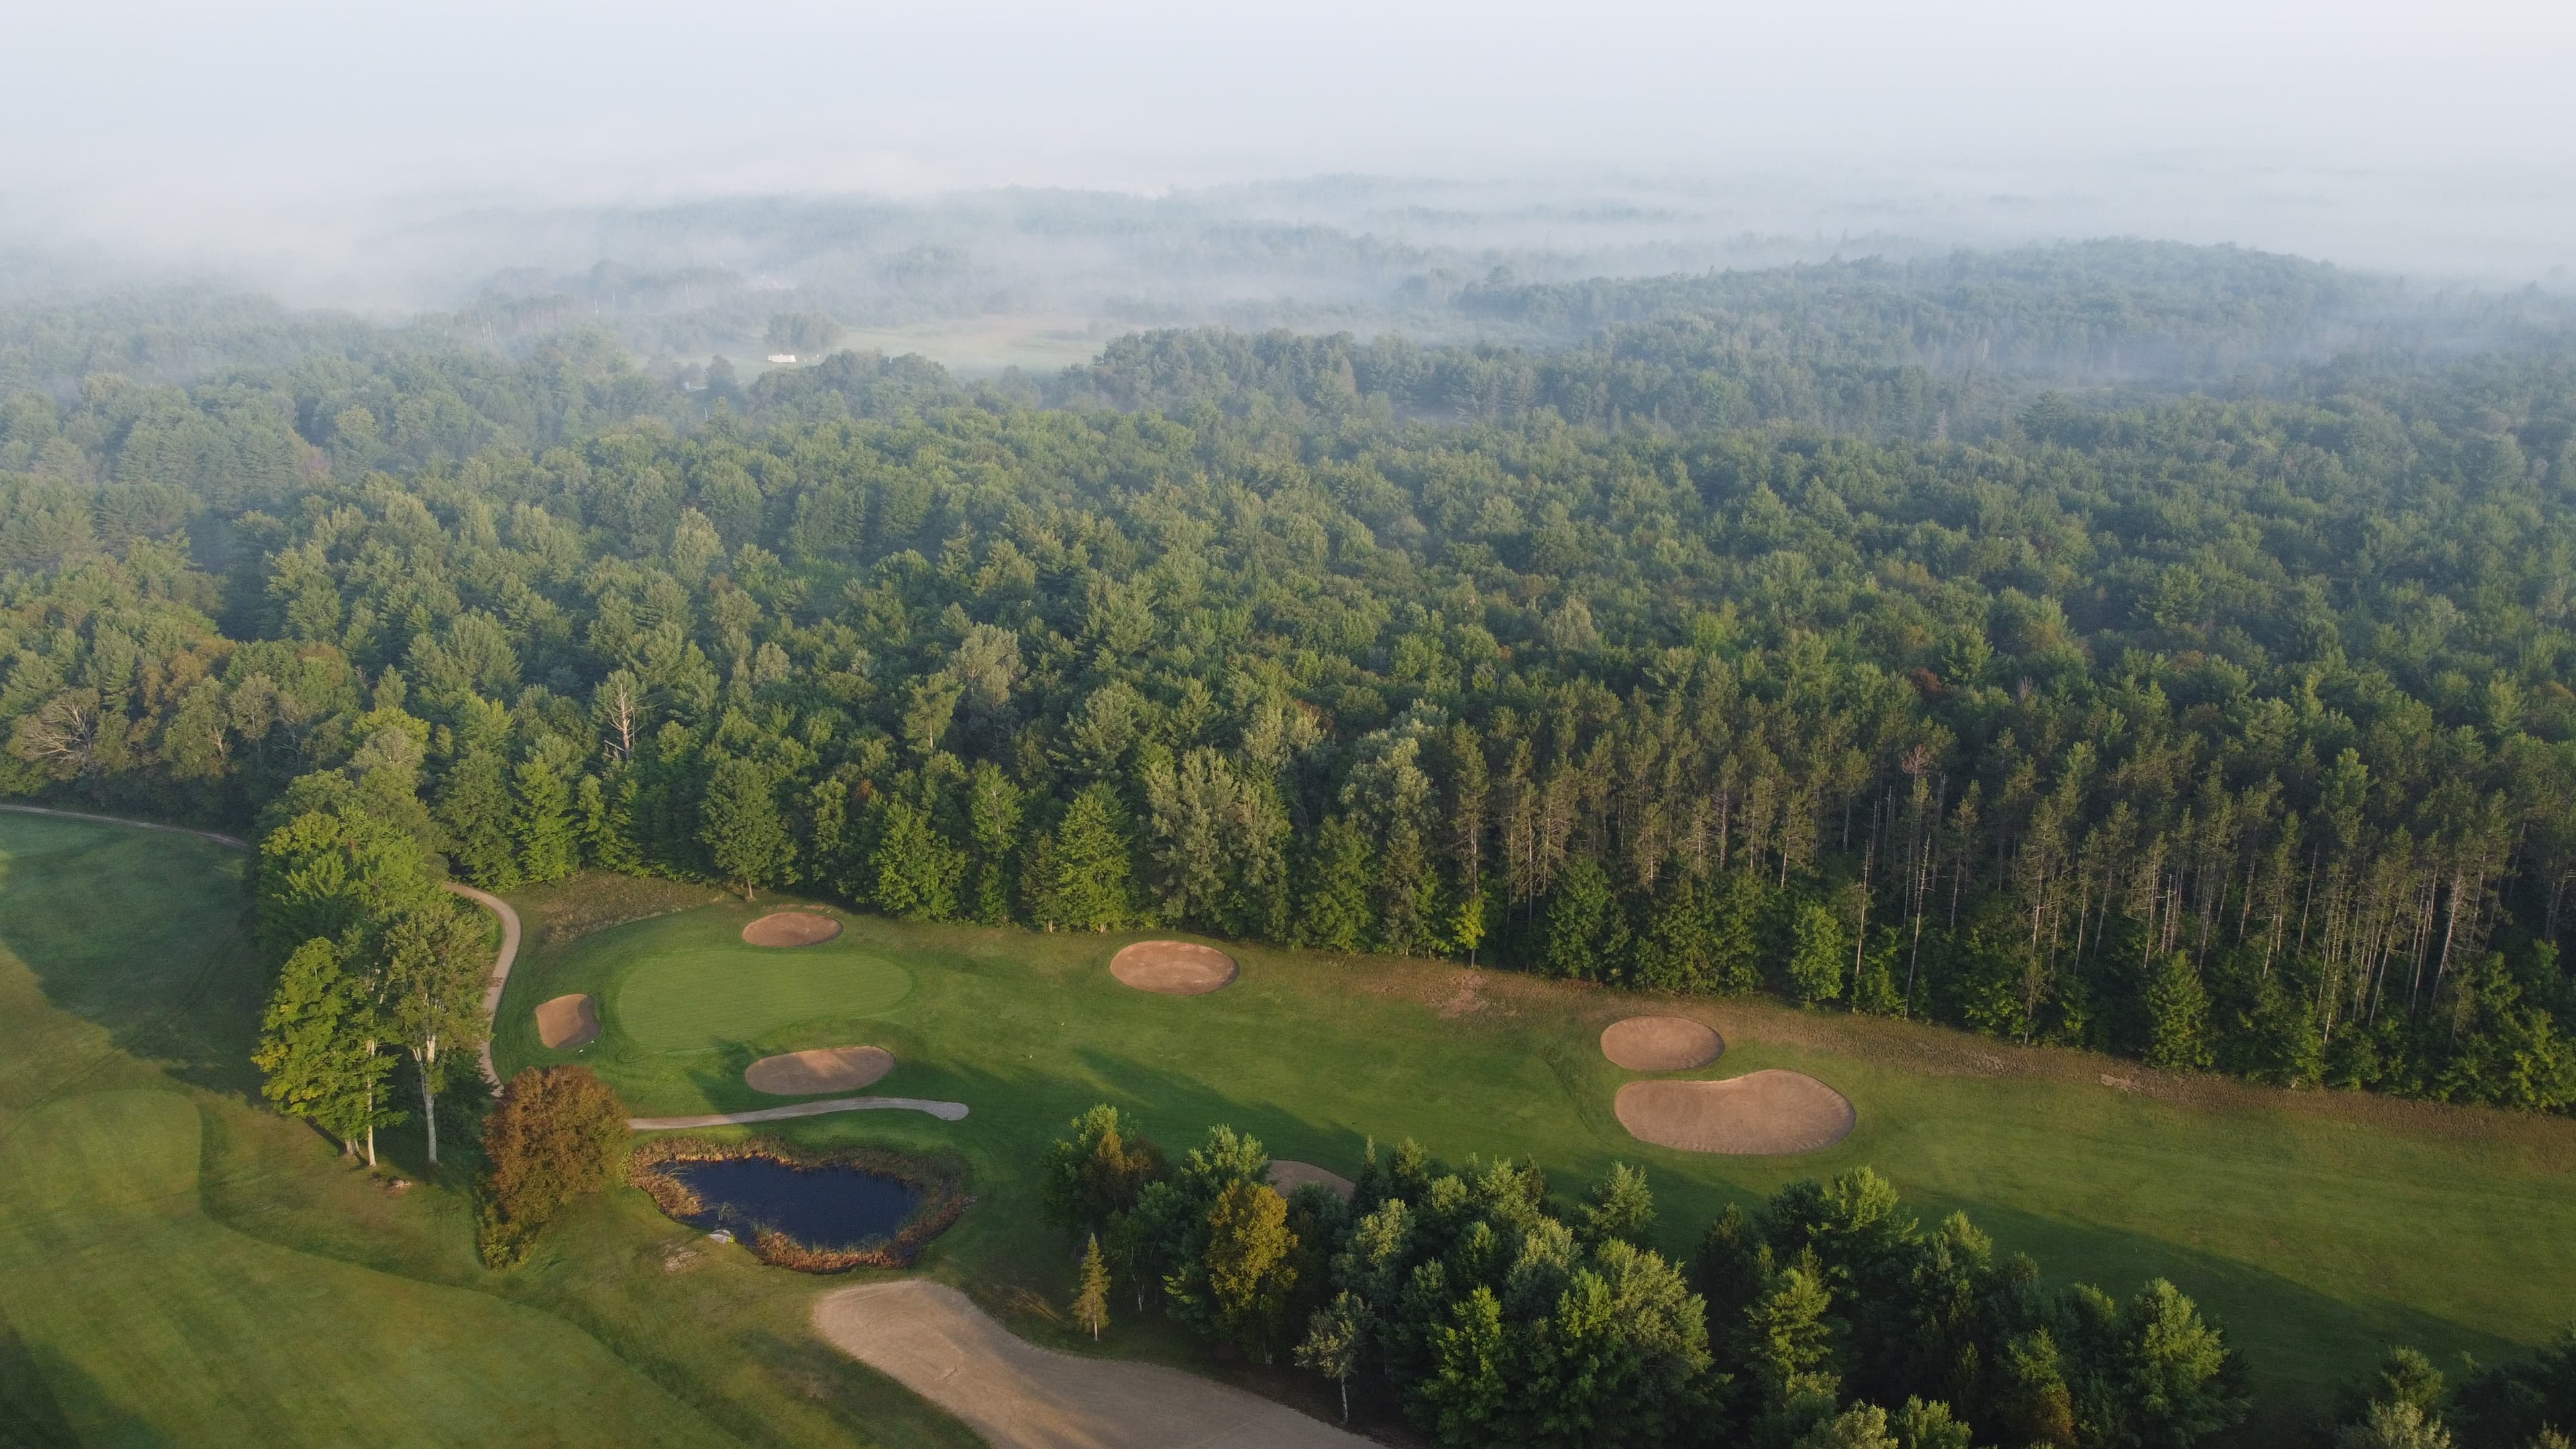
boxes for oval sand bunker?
[536,994,600,1051]
[745,1045,895,1095]
[1616,1070,1855,1155]
[743,911,843,947]
[1601,1015,1725,1071]
[1109,941,1238,996]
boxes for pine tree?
[964,759,1023,924]
[1074,1233,1112,1341]
[699,755,794,899]
[577,768,642,873]
[1542,856,1622,980]
[870,795,966,920]
[252,936,397,1161]
[438,745,521,889]
[513,757,578,883]
[2145,951,2214,1071]
[1373,820,1441,956]
[1298,814,1375,951]
[1035,784,1136,931]
[1787,902,1849,1005]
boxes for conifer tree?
[1034,784,1136,930]
[1542,856,1623,979]
[2145,952,2214,1071]
[699,755,793,899]
[1787,902,1849,1005]
[964,759,1024,924]
[869,795,964,920]
[577,769,641,872]
[513,757,578,883]
[1075,1233,1112,1341]
[1298,814,1375,951]
[438,745,521,889]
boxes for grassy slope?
[0,817,978,1449]
[495,879,2576,1434]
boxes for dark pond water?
[667,1157,920,1248]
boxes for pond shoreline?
[629,1136,969,1272]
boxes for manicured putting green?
[617,943,913,1053]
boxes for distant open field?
[10,818,2576,1444]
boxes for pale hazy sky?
[10,0,2570,186]
[5,0,2573,284]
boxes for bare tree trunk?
[421,1034,440,1167]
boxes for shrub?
[478,1065,628,1267]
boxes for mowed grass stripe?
[0,1091,730,1447]
[616,943,912,1054]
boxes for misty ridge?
[5,176,2576,471]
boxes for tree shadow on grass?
[0,1321,165,1448]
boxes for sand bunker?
[535,994,599,1051]
[741,911,843,947]
[817,1280,1364,1448]
[1268,1161,1355,1201]
[1601,1015,1725,1071]
[1109,941,1238,996]
[744,1045,894,1095]
[1615,1070,1855,1155]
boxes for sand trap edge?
[1109,941,1239,996]
[535,994,600,1051]
[743,911,843,947]
[1599,1015,1726,1071]
[745,1045,896,1095]
[1614,1070,1856,1156]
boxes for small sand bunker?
[743,911,843,947]
[745,1045,895,1095]
[1601,1015,1725,1071]
[1268,1160,1355,1201]
[535,994,599,1051]
[1108,941,1238,996]
[1615,1070,1855,1155]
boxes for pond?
[666,1157,921,1248]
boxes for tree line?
[1041,1104,2245,1448]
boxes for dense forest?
[8,241,2576,1126]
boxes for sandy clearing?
[535,994,600,1051]
[1615,1070,1856,1155]
[1267,1161,1354,1201]
[814,1280,1365,1448]
[1601,1015,1725,1071]
[629,1096,968,1130]
[745,1045,894,1095]
[743,911,843,947]
[1108,941,1238,996]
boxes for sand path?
[629,1096,969,1130]
[442,881,521,1087]
[814,1280,1363,1448]
[0,804,248,849]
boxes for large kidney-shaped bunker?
[1615,1070,1854,1155]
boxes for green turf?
[13,812,2576,1444]
[0,815,979,1449]
[616,940,912,1054]
[491,887,2576,1436]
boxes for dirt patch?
[745,1046,894,1095]
[1601,1015,1725,1071]
[1436,971,1490,1018]
[1268,1161,1355,1201]
[815,1280,1365,1448]
[535,994,599,1051]
[743,911,843,947]
[1616,1070,1856,1155]
[1109,941,1238,996]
